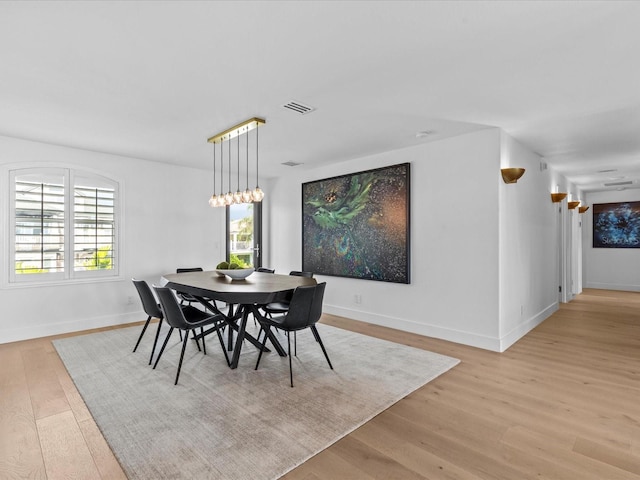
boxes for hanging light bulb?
[242,127,253,203]
[252,187,264,202]
[215,140,225,207]
[209,129,218,207]
[210,140,221,207]
[252,123,264,202]
[224,134,234,205]
[209,141,219,207]
[233,133,243,204]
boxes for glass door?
[226,202,262,268]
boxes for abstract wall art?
[593,201,640,248]
[302,163,410,283]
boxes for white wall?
[498,132,558,351]
[0,135,225,343]
[268,129,507,350]
[583,189,640,291]
[1,129,562,350]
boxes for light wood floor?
[1,288,639,479]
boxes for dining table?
[161,270,317,369]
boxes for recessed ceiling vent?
[598,169,618,173]
[282,161,303,167]
[603,180,633,187]
[282,101,316,115]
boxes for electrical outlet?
[127,296,134,305]
[354,294,362,304]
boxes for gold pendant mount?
[208,117,265,144]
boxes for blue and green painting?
[593,201,640,248]
[302,163,410,283]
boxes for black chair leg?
[153,327,174,369]
[254,325,270,370]
[133,315,152,352]
[311,325,333,370]
[201,327,207,355]
[149,318,164,365]
[175,329,190,385]
[288,331,294,387]
[311,326,321,343]
[192,330,202,352]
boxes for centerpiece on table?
[215,261,254,280]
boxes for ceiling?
[2,1,640,194]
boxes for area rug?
[54,323,459,480]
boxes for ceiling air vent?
[282,101,316,115]
[598,169,617,173]
[603,180,633,187]
[282,161,303,167]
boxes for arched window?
[9,167,119,283]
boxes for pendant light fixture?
[252,122,264,202]
[242,128,253,203]
[233,133,243,204]
[224,138,233,206]
[209,137,218,207]
[215,140,224,207]
[207,117,265,207]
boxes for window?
[9,168,119,283]
[226,202,262,268]
[14,171,65,276]
[73,179,116,272]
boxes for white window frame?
[8,167,120,284]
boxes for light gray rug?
[54,323,459,480]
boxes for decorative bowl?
[215,268,254,281]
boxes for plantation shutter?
[14,174,65,275]
[10,168,119,283]
[73,180,116,271]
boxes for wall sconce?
[579,206,589,213]
[550,193,568,203]
[568,201,580,209]
[501,168,526,184]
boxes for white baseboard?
[325,301,559,353]
[324,305,502,352]
[585,282,640,292]
[498,302,559,352]
[0,311,142,345]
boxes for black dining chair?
[252,268,275,325]
[262,271,313,316]
[175,267,203,306]
[290,271,313,277]
[256,267,275,273]
[255,282,332,387]
[175,267,220,343]
[132,279,167,366]
[261,271,314,348]
[152,285,228,385]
